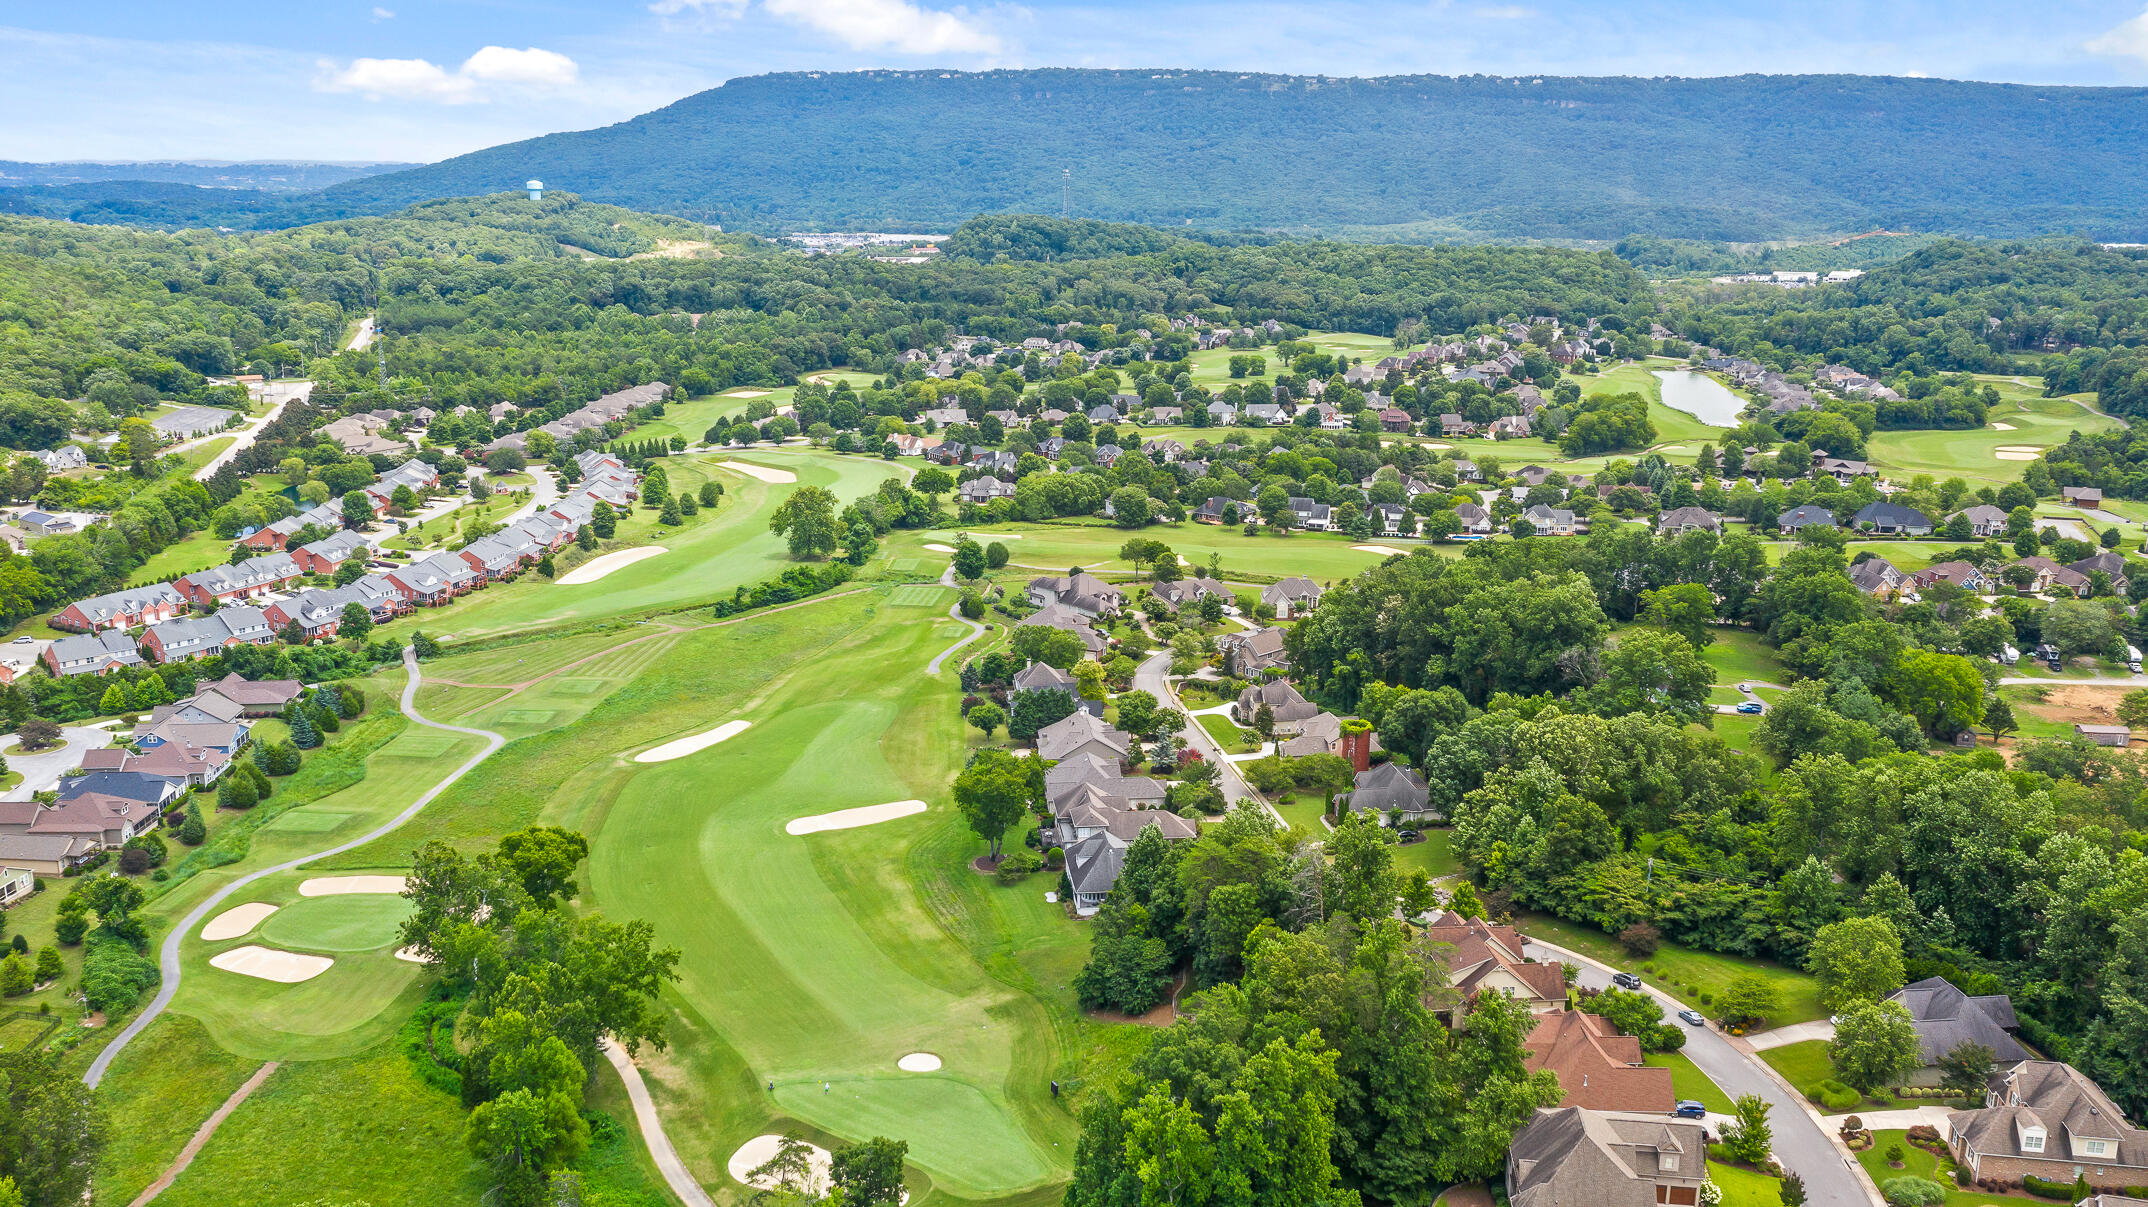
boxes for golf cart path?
[602,1041,716,1207]
[925,564,986,675]
[127,1062,279,1206]
[84,646,507,1088]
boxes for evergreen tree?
[178,801,207,845]
[658,495,683,526]
[218,774,258,810]
[287,703,321,749]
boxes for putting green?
[259,895,416,954]
[589,608,1066,1197]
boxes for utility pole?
[1061,168,1070,218]
[376,321,388,389]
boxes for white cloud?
[761,0,1004,54]
[370,6,395,20]
[2086,6,2148,64]
[315,45,579,103]
[460,45,580,87]
[1472,5,1534,18]
[647,0,749,14]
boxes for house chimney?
[1339,723,1372,772]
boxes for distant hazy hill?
[306,70,2148,242]
[0,160,406,190]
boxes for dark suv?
[1611,971,1643,991]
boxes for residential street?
[191,380,309,483]
[1134,650,1276,824]
[1523,936,1882,1207]
[1,724,112,800]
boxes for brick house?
[50,582,188,633]
[1950,1062,2147,1192]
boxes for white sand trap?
[1353,544,1409,556]
[786,800,927,835]
[393,946,430,964]
[299,875,407,897]
[1424,442,1454,449]
[724,389,772,398]
[1991,421,2017,430]
[898,1052,942,1072]
[729,1135,833,1192]
[557,545,668,584]
[202,902,279,941]
[717,461,797,484]
[923,543,956,552]
[962,532,1022,539]
[1655,445,1688,452]
[210,945,334,984]
[636,719,752,763]
[1994,446,2043,461]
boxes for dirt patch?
[2024,684,2131,727]
[1084,973,1186,1027]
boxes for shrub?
[1884,1144,1904,1164]
[54,907,87,945]
[2022,1175,2078,1201]
[80,934,160,1014]
[1618,922,1661,957]
[117,846,152,875]
[995,849,1043,883]
[1653,1024,1686,1052]
[1044,847,1065,870]
[1814,1081,1861,1111]
[1880,1176,1947,1206]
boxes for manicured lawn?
[557,593,1082,1197]
[1867,384,2116,486]
[1707,1157,1784,1207]
[1271,793,1332,834]
[1393,827,1457,877]
[1758,1038,1835,1100]
[130,525,236,585]
[1196,711,1262,752]
[1516,912,1828,1025]
[256,893,414,953]
[1855,1129,2019,1207]
[1649,1051,1734,1114]
[923,520,1421,586]
[372,448,905,644]
[1581,357,1734,447]
[91,1014,265,1206]
[1698,629,1787,686]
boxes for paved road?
[495,466,561,527]
[1,724,114,800]
[1523,936,1881,1207]
[85,647,506,1088]
[1133,652,1275,823]
[346,315,377,353]
[1712,681,1776,717]
[192,381,307,483]
[1999,674,2148,686]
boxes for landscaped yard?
[1196,711,1262,752]
[1516,912,1827,1025]
[1270,793,1331,834]
[1854,1129,2020,1207]
[1393,827,1457,877]
[1707,1156,1784,1207]
[1698,629,1788,686]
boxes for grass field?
[1708,1156,1785,1206]
[1196,711,1261,752]
[1866,377,2116,486]
[583,599,1074,1199]
[915,520,1414,586]
[258,894,414,952]
[1517,913,1826,1026]
[1698,629,1788,686]
[1393,827,1457,877]
[372,448,904,643]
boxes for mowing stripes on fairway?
[886,585,948,607]
[262,810,350,834]
[499,709,558,725]
[381,733,458,758]
[635,719,751,762]
[551,678,605,696]
[784,800,927,835]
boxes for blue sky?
[6,1,2148,163]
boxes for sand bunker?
[1424,442,1454,450]
[1994,446,2043,461]
[730,1135,833,1192]
[898,1052,942,1072]
[393,946,429,964]
[557,546,667,584]
[1353,544,1409,556]
[961,532,1022,539]
[636,719,752,763]
[202,902,279,942]
[724,389,772,398]
[717,461,797,484]
[923,543,955,552]
[786,800,927,835]
[210,945,334,984]
[299,875,407,897]
[1991,421,2017,430]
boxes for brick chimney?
[1339,722,1372,773]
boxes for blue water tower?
[526,179,544,202]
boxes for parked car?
[1735,701,1764,714]
[1611,971,1643,991]
[1678,1009,1706,1027]
[1672,1100,1707,1119]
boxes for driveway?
[1,725,113,799]
[1523,936,1881,1207]
[497,467,561,527]
[1750,1018,1834,1051]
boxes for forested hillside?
[305,71,2148,241]
[16,71,2148,242]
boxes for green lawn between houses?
[1648,1051,1734,1114]
[1854,1129,2022,1207]
[1515,913,1828,1027]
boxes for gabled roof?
[1887,976,2029,1064]
[1037,712,1131,762]
[1350,762,1428,813]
